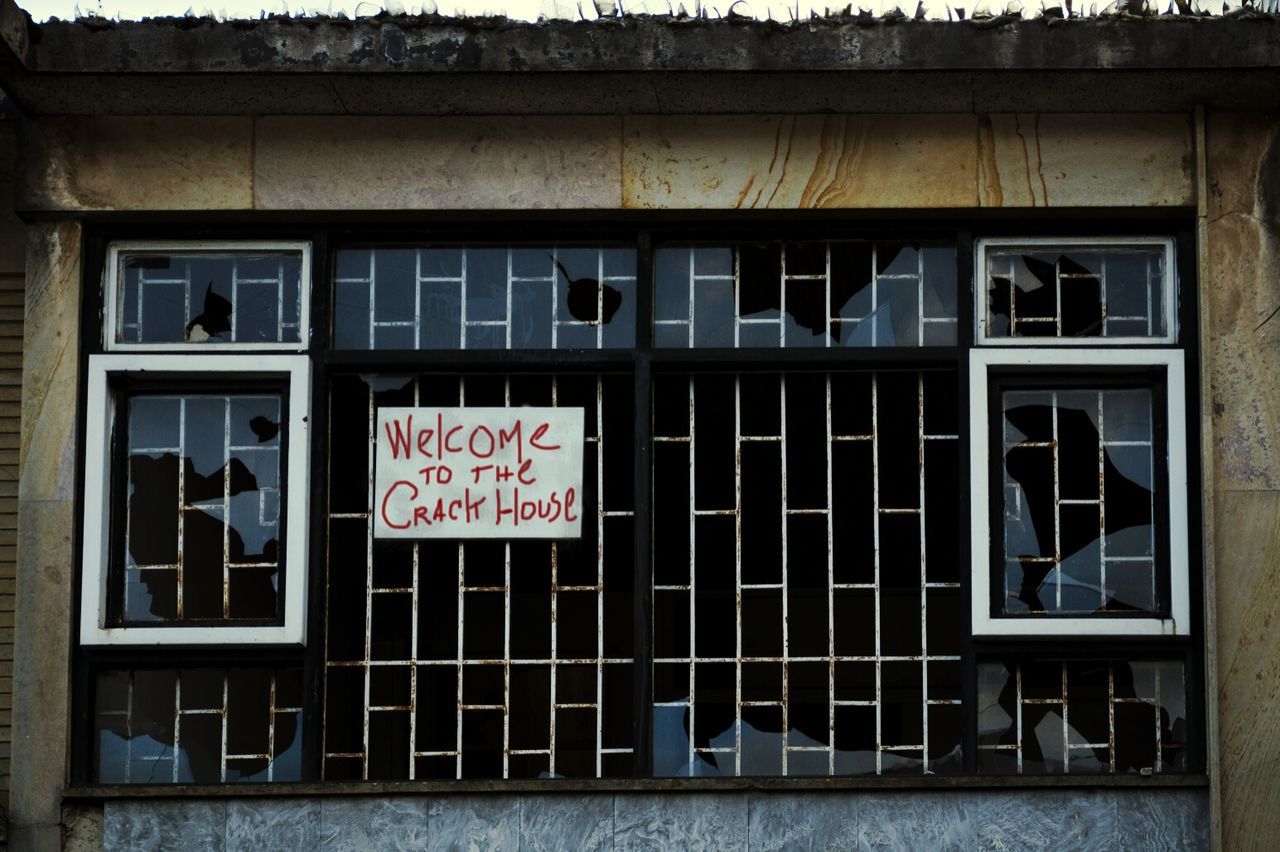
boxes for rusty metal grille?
[322,373,635,780]
[977,660,1186,774]
[333,247,637,350]
[984,246,1166,339]
[651,370,963,776]
[120,252,303,344]
[1000,387,1157,616]
[121,393,284,624]
[93,668,303,783]
[653,243,958,348]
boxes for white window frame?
[974,237,1177,346]
[969,347,1190,637]
[104,241,312,352]
[80,353,311,646]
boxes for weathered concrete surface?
[1203,110,1280,852]
[100,789,1211,851]
[977,113,1192,208]
[253,116,622,211]
[16,116,253,212]
[9,221,80,852]
[14,112,1193,213]
[621,114,979,210]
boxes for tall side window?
[969,238,1188,636]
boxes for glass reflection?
[1001,388,1157,615]
[123,393,282,624]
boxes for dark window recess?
[1000,387,1159,616]
[984,246,1166,340]
[654,243,958,348]
[333,246,636,350]
[977,660,1186,774]
[93,668,303,783]
[651,370,964,777]
[120,252,303,345]
[322,373,634,780]
[118,393,284,625]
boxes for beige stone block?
[621,115,978,210]
[1204,111,1279,221]
[19,223,80,504]
[977,113,1193,208]
[10,499,74,834]
[17,117,253,212]
[1205,212,1280,491]
[1213,490,1280,852]
[254,116,622,210]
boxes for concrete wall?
[1202,112,1280,852]
[14,113,1193,212]
[9,109,1256,850]
[97,789,1210,851]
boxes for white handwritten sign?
[374,407,584,539]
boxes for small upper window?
[976,238,1175,345]
[106,242,311,350]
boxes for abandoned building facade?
[0,3,1278,849]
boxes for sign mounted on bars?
[374,407,584,539]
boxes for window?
[77,228,1199,785]
[970,238,1188,637]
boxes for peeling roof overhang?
[1,0,1278,115]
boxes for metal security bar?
[322,373,635,780]
[652,371,963,776]
[120,252,303,345]
[1000,388,1157,616]
[122,393,283,623]
[653,243,958,348]
[976,660,1186,774]
[983,244,1168,340]
[93,668,304,783]
[333,247,637,351]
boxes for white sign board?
[374,407,584,539]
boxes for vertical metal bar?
[780,373,793,775]
[1015,662,1024,773]
[367,250,377,350]
[1154,664,1164,772]
[176,398,187,620]
[686,248,696,349]
[277,256,286,344]
[550,249,560,350]
[1054,256,1063,337]
[632,232,655,777]
[268,674,278,782]
[460,250,469,350]
[409,378,422,781]
[733,246,742,349]
[825,373,836,775]
[871,247,879,348]
[1051,392,1062,611]
[455,376,467,779]
[222,396,232,618]
[733,376,743,776]
[780,245,788,348]
[230,257,240,342]
[871,374,883,774]
[825,244,833,349]
[503,377,513,779]
[415,249,425,350]
[918,248,926,347]
[1060,663,1069,773]
[548,376,559,778]
[1100,255,1110,337]
[506,249,514,351]
[173,673,183,783]
[595,375,606,775]
[918,373,929,767]
[220,673,230,783]
[363,381,376,780]
[597,249,606,349]
[1098,391,1108,612]
[686,374,696,773]
[1107,663,1117,774]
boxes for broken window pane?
[333,247,636,350]
[321,373,633,780]
[653,243,957,348]
[977,659,1186,774]
[984,245,1167,340]
[120,392,284,625]
[94,668,303,783]
[118,251,303,345]
[1001,387,1158,615]
[651,371,963,777]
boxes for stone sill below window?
[66,773,1209,800]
